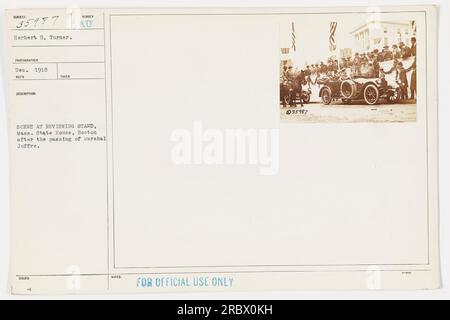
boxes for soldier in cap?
[372,49,379,61]
[372,56,381,78]
[282,65,295,84]
[397,62,409,100]
[379,71,389,92]
[406,57,417,100]
[353,53,362,77]
[411,37,417,57]
[305,65,312,88]
[383,45,393,61]
[285,66,297,107]
[400,42,412,59]
[392,44,402,59]
[280,66,295,107]
[319,61,327,74]
[281,66,288,83]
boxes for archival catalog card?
[4,6,440,294]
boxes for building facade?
[350,21,415,53]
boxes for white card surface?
[5,6,440,294]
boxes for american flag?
[411,20,417,34]
[291,22,296,51]
[329,21,337,51]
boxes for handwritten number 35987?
[16,16,59,29]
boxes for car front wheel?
[282,93,291,106]
[321,88,332,105]
[363,84,380,105]
[303,92,311,104]
[387,87,401,104]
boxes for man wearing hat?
[372,49,380,61]
[280,66,296,107]
[411,37,417,57]
[392,44,402,60]
[281,65,288,83]
[304,65,312,88]
[372,55,381,78]
[406,57,417,100]
[400,42,412,59]
[281,66,295,89]
[397,62,409,100]
[287,66,298,106]
[319,61,327,74]
[353,53,362,77]
[383,46,393,61]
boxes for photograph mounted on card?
[4,6,439,294]
[279,11,420,123]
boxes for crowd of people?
[281,36,417,102]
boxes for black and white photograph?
[280,16,418,123]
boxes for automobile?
[318,76,401,105]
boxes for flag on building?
[329,21,337,52]
[291,22,296,51]
[411,20,417,35]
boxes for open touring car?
[319,76,401,105]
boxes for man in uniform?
[352,53,362,77]
[383,45,393,61]
[400,42,412,59]
[319,61,327,75]
[286,66,295,81]
[280,66,289,107]
[392,44,402,60]
[379,72,389,93]
[304,65,312,88]
[372,52,381,78]
[327,60,333,73]
[281,66,288,83]
[406,57,417,100]
[411,37,417,57]
[397,62,409,100]
[284,66,296,107]
[282,66,294,84]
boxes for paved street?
[280,85,417,123]
[281,101,416,123]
